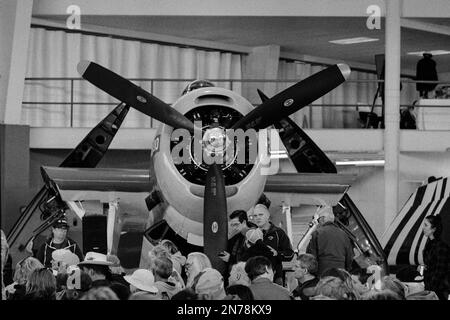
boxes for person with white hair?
[185,252,212,288]
[306,205,354,276]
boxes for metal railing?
[22,77,450,129]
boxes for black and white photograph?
[1,0,449,312]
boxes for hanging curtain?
[22,27,242,128]
[277,60,417,128]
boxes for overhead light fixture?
[336,160,385,166]
[407,50,450,56]
[269,151,385,165]
[329,37,379,45]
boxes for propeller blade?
[273,117,337,173]
[7,102,131,265]
[203,163,228,275]
[257,88,269,102]
[257,89,337,173]
[77,60,195,133]
[232,64,351,130]
[61,102,130,167]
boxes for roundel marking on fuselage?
[283,98,294,107]
[153,135,160,153]
[137,95,147,103]
[212,222,218,233]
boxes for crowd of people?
[1,200,449,301]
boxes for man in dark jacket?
[292,253,319,300]
[36,218,83,267]
[219,210,256,270]
[306,206,354,276]
[248,204,294,285]
[416,52,438,98]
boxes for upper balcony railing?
[22,77,450,130]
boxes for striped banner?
[381,177,450,266]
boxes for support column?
[0,125,30,233]
[0,0,33,124]
[241,45,280,104]
[384,0,401,230]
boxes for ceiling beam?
[33,0,450,17]
[280,51,416,77]
[401,18,450,36]
[32,0,385,17]
[31,17,252,54]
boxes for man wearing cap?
[248,204,294,286]
[306,205,354,276]
[191,267,227,300]
[36,218,83,267]
[241,228,276,267]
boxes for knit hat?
[245,228,263,245]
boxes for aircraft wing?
[40,166,154,269]
[41,166,151,201]
[265,172,355,204]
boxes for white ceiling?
[37,15,450,73]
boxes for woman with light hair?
[5,257,44,300]
[313,276,357,300]
[185,252,212,288]
[160,239,186,276]
[321,267,362,299]
[380,275,407,300]
[148,244,185,290]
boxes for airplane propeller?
[231,64,351,131]
[77,61,196,133]
[76,60,352,273]
[203,163,228,274]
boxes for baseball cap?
[192,268,225,299]
[53,218,69,229]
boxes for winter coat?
[261,223,295,281]
[306,222,354,276]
